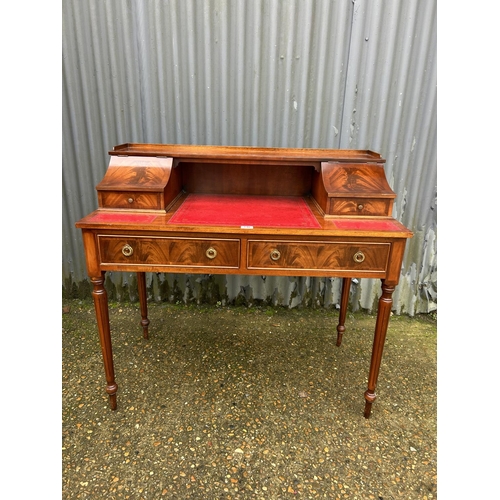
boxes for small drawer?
[247,240,390,272]
[98,191,161,210]
[98,236,240,268]
[330,198,392,216]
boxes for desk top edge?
[75,210,413,239]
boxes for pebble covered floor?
[62,301,437,499]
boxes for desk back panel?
[180,162,315,196]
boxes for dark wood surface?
[76,144,413,418]
[110,142,385,163]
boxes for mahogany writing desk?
[75,144,412,418]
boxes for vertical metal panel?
[339,0,437,314]
[62,0,437,315]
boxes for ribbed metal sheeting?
[63,0,436,315]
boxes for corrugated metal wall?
[62,0,436,315]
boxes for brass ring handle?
[353,251,365,263]
[270,249,281,261]
[122,244,134,257]
[206,247,217,259]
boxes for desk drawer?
[247,240,390,272]
[99,191,162,210]
[330,198,391,216]
[98,236,240,268]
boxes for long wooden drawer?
[98,236,240,268]
[247,240,390,272]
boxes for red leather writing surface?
[88,213,158,223]
[333,219,401,231]
[168,194,321,228]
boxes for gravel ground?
[62,300,437,499]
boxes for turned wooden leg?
[137,272,150,339]
[364,280,395,418]
[91,273,118,410]
[336,277,351,346]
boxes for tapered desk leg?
[91,273,118,410]
[364,280,395,418]
[336,278,351,346]
[137,272,150,339]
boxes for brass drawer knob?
[353,251,365,263]
[357,204,364,210]
[122,244,134,257]
[270,249,281,261]
[206,247,217,259]
[127,197,134,204]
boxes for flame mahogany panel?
[98,235,240,269]
[247,240,390,272]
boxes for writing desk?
[76,144,412,418]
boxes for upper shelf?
[110,143,385,164]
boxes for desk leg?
[364,280,395,418]
[137,272,150,339]
[91,273,118,410]
[336,278,351,346]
